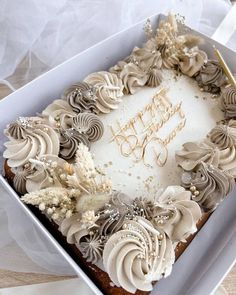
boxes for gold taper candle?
[213,45,236,89]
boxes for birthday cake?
[3,14,236,294]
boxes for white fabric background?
[0,0,233,89]
[0,0,234,277]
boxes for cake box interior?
[0,14,236,295]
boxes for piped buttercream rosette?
[84,71,124,113]
[62,82,98,114]
[59,112,104,160]
[220,87,236,119]
[195,60,227,93]
[103,217,175,293]
[4,117,60,168]
[42,99,75,130]
[152,186,201,242]
[181,162,234,212]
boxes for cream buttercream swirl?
[4,117,60,168]
[84,71,124,114]
[62,82,98,114]
[42,99,75,129]
[59,113,104,160]
[175,139,220,171]
[103,217,175,293]
[179,47,207,77]
[220,87,236,119]
[109,60,128,76]
[195,60,227,93]
[181,162,235,212]
[120,63,148,94]
[208,124,236,150]
[60,214,103,263]
[153,186,201,242]
[25,155,68,192]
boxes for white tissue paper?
[0,0,233,276]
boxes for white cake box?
[1,14,236,295]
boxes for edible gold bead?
[190,186,196,192]
[193,190,200,196]
[158,234,164,240]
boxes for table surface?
[0,78,236,294]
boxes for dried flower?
[81,210,99,228]
[75,143,96,177]
[22,187,79,222]
[67,143,112,195]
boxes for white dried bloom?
[75,143,96,178]
[81,210,99,228]
[22,187,79,222]
[76,193,110,214]
[66,143,113,195]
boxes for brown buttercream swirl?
[220,87,236,119]
[60,128,89,160]
[59,113,104,160]
[195,60,227,93]
[208,124,236,150]
[146,67,162,87]
[176,139,220,171]
[62,82,98,114]
[6,120,26,140]
[129,40,162,72]
[179,47,207,77]
[96,191,133,237]
[181,162,235,212]
[12,165,32,194]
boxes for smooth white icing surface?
[90,69,224,199]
